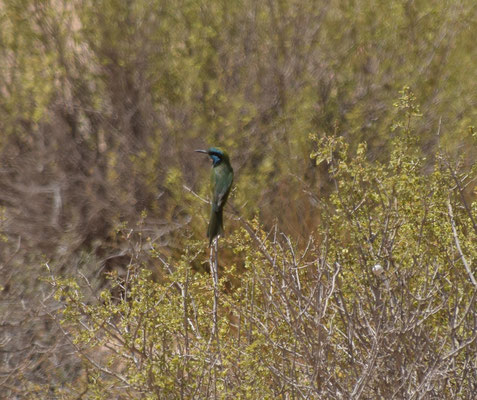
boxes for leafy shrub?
[45,90,477,399]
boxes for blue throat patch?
[211,154,221,165]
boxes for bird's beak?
[194,149,208,154]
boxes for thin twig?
[447,199,477,287]
[447,162,477,235]
[209,239,220,341]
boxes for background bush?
[0,0,476,398]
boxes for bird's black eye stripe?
[210,151,223,159]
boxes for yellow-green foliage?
[2,1,477,398]
[47,91,477,398]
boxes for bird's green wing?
[212,166,234,210]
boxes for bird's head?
[195,147,230,166]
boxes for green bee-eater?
[195,147,234,245]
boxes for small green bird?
[195,147,234,245]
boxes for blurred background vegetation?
[1,0,476,398]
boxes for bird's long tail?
[207,208,224,245]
